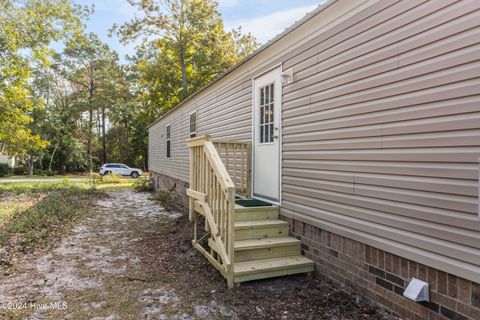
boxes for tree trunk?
[102,105,106,164]
[48,144,58,172]
[87,76,94,173]
[28,154,34,176]
[180,48,188,98]
[118,132,123,163]
[144,141,148,171]
[38,154,43,170]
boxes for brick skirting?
[282,217,480,320]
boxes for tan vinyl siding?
[149,0,480,283]
[281,0,480,283]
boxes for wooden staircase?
[233,204,314,283]
[186,135,314,287]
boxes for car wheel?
[104,171,112,175]
[131,171,139,179]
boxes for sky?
[73,0,324,63]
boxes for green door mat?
[235,198,273,207]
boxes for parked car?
[99,163,142,178]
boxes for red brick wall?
[283,217,480,320]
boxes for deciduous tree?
[0,0,86,156]
[111,0,258,113]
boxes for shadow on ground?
[0,190,399,319]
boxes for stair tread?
[235,204,278,211]
[234,237,300,250]
[234,256,314,276]
[235,219,288,229]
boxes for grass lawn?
[0,178,146,270]
[0,175,89,180]
[1,173,149,180]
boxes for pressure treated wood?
[213,140,252,197]
[234,256,314,283]
[187,135,235,287]
[234,206,279,221]
[187,136,313,286]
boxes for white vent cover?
[403,278,429,302]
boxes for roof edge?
[147,0,337,130]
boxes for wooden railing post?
[246,143,252,198]
[227,186,235,288]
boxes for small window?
[166,125,171,158]
[189,112,197,138]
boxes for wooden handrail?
[187,135,238,287]
[204,141,235,191]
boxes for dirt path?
[0,190,398,319]
[0,190,186,319]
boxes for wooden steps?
[235,219,289,240]
[188,137,315,287]
[234,205,279,221]
[234,237,301,262]
[234,256,314,283]
[232,203,314,283]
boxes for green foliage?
[12,166,25,176]
[111,0,258,121]
[152,186,177,211]
[53,32,120,172]
[134,179,154,192]
[0,0,87,155]
[98,173,125,184]
[0,164,9,177]
[0,185,102,257]
[34,169,56,176]
[0,180,79,195]
[1,0,258,175]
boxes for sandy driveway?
[0,190,397,320]
[0,190,232,319]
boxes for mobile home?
[148,1,480,319]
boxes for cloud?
[217,0,241,8]
[224,4,318,44]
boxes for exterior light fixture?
[281,68,294,85]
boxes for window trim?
[189,110,197,138]
[166,124,171,159]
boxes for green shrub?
[34,169,56,176]
[0,180,77,195]
[152,186,176,211]
[1,187,103,252]
[134,179,154,192]
[0,164,9,177]
[98,173,124,184]
[12,166,24,175]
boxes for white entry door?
[253,67,282,203]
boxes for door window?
[259,83,274,144]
